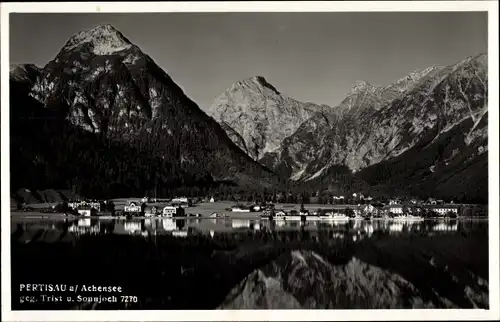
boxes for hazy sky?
[10,12,487,108]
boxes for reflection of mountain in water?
[220,250,433,309]
[219,249,488,309]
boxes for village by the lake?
[11,189,488,239]
[12,190,487,219]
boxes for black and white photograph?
[1,1,499,321]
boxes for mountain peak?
[251,75,267,84]
[232,76,281,95]
[61,24,133,55]
[10,63,40,73]
[465,52,487,65]
[237,75,268,86]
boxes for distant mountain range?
[10,24,488,203]
[213,55,488,203]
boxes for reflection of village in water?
[13,217,482,244]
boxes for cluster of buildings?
[260,201,460,220]
[357,203,460,217]
[65,196,196,218]
[123,200,187,218]
[326,193,461,217]
[62,192,463,219]
[303,190,461,206]
[67,200,102,216]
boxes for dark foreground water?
[11,217,489,310]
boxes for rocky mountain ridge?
[259,54,487,202]
[9,64,42,84]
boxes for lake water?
[10,216,489,310]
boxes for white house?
[163,206,177,217]
[163,206,185,217]
[124,202,142,214]
[426,205,459,215]
[389,206,403,214]
[77,209,92,216]
[69,200,101,212]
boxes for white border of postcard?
[1,1,499,321]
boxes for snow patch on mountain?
[290,167,307,181]
[305,165,328,181]
[123,54,140,65]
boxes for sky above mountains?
[10,12,487,109]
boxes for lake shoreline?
[9,211,490,221]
